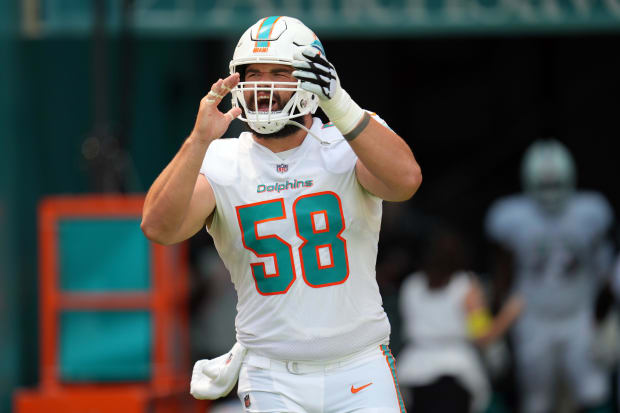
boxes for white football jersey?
[400,271,471,344]
[485,192,614,317]
[397,271,490,412]
[200,116,390,361]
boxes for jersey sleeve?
[368,111,392,130]
[579,192,616,281]
[320,138,358,174]
[199,138,240,186]
[580,191,614,235]
[319,111,391,176]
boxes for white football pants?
[236,344,406,413]
[513,311,609,413]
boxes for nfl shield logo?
[244,394,251,408]
[276,163,288,173]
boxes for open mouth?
[251,93,280,112]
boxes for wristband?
[343,112,370,141]
[466,308,493,339]
[319,87,365,135]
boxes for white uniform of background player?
[605,252,620,411]
[397,271,490,413]
[141,16,421,413]
[485,140,614,413]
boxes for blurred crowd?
[189,139,619,413]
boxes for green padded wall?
[59,310,152,382]
[58,219,151,291]
[57,218,152,381]
[0,1,19,412]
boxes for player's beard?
[243,93,301,139]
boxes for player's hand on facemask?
[292,46,339,101]
[192,72,242,143]
[292,46,366,139]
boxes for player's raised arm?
[292,47,422,201]
[141,74,242,245]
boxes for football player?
[141,16,422,412]
[485,139,615,413]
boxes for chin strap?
[286,119,332,146]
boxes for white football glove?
[292,46,366,137]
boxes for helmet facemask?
[230,76,318,134]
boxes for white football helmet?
[521,139,576,213]
[229,16,322,134]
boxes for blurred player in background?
[397,225,522,413]
[141,16,422,412]
[485,139,615,413]
[602,253,620,411]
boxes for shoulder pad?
[572,191,614,232]
[485,195,531,242]
[200,137,242,185]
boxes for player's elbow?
[141,218,177,246]
[408,164,423,198]
[394,163,422,201]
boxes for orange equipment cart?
[14,195,208,413]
